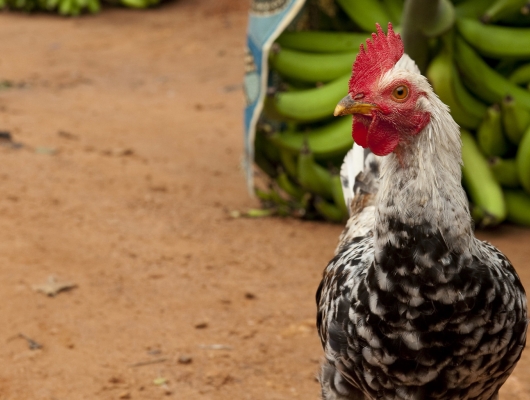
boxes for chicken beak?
[333,95,377,117]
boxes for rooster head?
[334,23,431,156]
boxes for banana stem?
[401,0,454,73]
[401,0,432,72]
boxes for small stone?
[57,130,78,140]
[244,292,256,300]
[119,391,131,399]
[150,185,167,192]
[108,376,124,384]
[32,276,77,297]
[0,131,12,141]
[229,210,241,218]
[195,321,208,329]
[119,148,134,156]
[35,146,57,155]
[178,355,192,364]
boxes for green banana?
[331,172,349,218]
[297,143,333,199]
[58,0,73,15]
[501,95,530,144]
[121,0,149,8]
[477,104,509,157]
[45,0,59,9]
[457,18,530,58]
[421,0,456,38]
[278,147,297,178]
[461,129,506,225]
[86,0,99,12]
[276,170,305,200]
[269,48,357,83]
[451,62,487,120]
[382,0,405,25]
[267,117,352,160]
[230,207,275,219]
[255,130,281,163]
[275,31,369,53]
[8,0,36,11]
[254,132,278,177]
[509,63,530,86]
[516,125,530,193]
[426,48,481,129]
[482,0,528,22]
[455,0,495,18]
[495,58,519,77]
[254,150,277,178]
[314,197,345,222]
[439,31,487,120]
[496,5,530,25]
[489,157,520,188]
[454,36,530,107]
[273,73,350,122]
[244,208,275,218]
[255,187,274,202]
[336,0,392,32]
[69,0,81,14]
[504,190,530,226]
[1,0,101,12]
[268,185,290,207]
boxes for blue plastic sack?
[243,0,306,190]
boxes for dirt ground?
[0,2,528,399]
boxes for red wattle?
[352,111,430,156]
[352,117,369,148]
[367,117,400,156]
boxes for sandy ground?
[0,2,528,399]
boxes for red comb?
[349,23,403,93]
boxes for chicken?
[316,23,528,400]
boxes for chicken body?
[316,25,527,400]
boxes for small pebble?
[245,292,256,300]
[178,355,192,364]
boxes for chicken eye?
[392,85,409,101]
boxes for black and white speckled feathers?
[317,227,527,400]
[316,55,528,400]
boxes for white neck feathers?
[375,90,472,253]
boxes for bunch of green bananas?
[0,0,158,15]
[254,0,530,226]
[55,0,100,16]
[253,0,404,222]
[104,0,159,9]
[0,0,49,12]
[447,0,530,228]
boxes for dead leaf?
[153,377,168,386]
[199,344,232,350]
[18,333,43,350]
[32,276,77,297]
[34,146,57,155]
